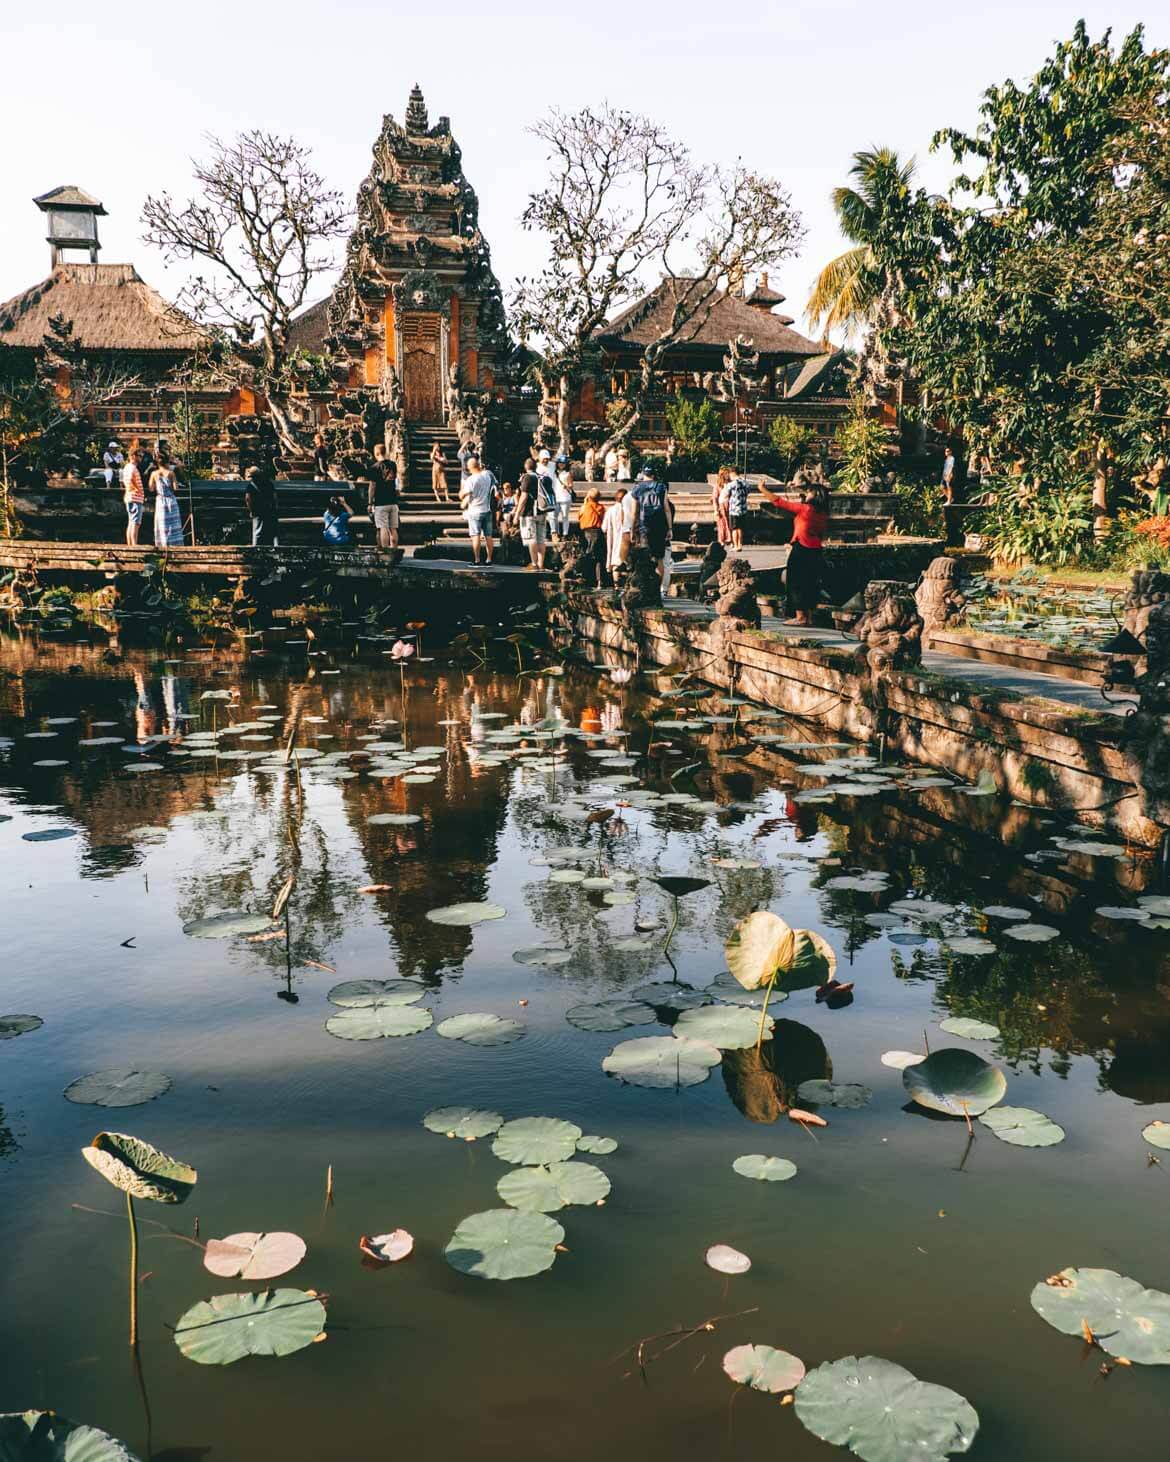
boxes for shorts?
[519,515,547,545]
[125,500,143,524]
[467,510,493,538]
[645,522,668,558]
[372,504,399,532]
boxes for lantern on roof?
[33,185,106,267]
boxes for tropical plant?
[768,418,812,480]
[725,911,836,1049]
[664,395,721,463]
[980,477,1094,567]
[834,394,899,487]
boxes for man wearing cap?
[552,454,574,541]
[535,450,559,539]
[102,440,124,492]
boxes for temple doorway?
[401,313,442,421]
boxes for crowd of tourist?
[112,436,186,548]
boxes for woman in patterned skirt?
[149,449,184,547]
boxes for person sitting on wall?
[103,440,123,492]
[323,492,355,546]
[369,443,401,552]
[244,466,279,546]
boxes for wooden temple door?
[401,313,442,422]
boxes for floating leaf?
[497,1159,610,1212]
[360,1230,413,1262]
[978,1107,1065,1147]
[512,945,573,968]
[704,972,789,1008]
[182,911,274,939]
[367,812,421,826]
[794,1355,979,1461]
[887,899,955,921]
[0,1410,141,1460]
[674,1004,774,1050]
[325,1006,433,1040]
[787,928,838,991]
[21,828,77,842]
[566,999,657,1032]
[81,1131,196,1204]
[796,1079,872,1109]
[576,1134,618,1155]
[1003,923,1060,943]
[422,1106,503,1140]
[603,1035,722,1088]
[725,911,796,991]
[65,1069,171,1108]
[492,1116,582,1165]
[733,1154,797,1182]
[881,1050,925,1070]
[203,1231,306,1280]
[0,1014,43,1040]
[706,1243,751,1274]
[444,1209,564,1280]
[723,1344,805,1393]
[903,1048,1007,1118]
[631,981,711,1011]
[980,905,1030,919]
[944,938,997,956]
[939,1018,1000,1040]
[1142,1120,1170,1150]
[436,1013,525,1046]
[1031,1268,1170,1363]
[173,1288,326,1365]
[425,901,507,926]
[327,979,425,1007]
[653,875,711,898]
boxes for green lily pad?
[81,1131,196,1204]
[602,1034,722,1088]
[0,1410,141,1460]
[173,1287,326,1364]
[631,980,711,1011]
[182,911,274,939]
[1142,1120,1170,1150]
[733,1154,797,1182]
[64,1069,172,1108]
[497,1159,610,1212]
[21,828,77,842]
[794,1355,979,1461]
[325,1006,433,1040]
[512,946,573,968]
[903,1048,1007,1118]
[327,979,425,1007]
[576,1134,618,1155]
[796,1079,872,1109]
[939,1018,1000,1040]
[703,972,789,1008]
[674,1004,774,1050]
[978,1106,1065,1147]
[436,1013,525,1046]
[722,1344,805,1393]
[492,1116,582,1165]
[425,901,507,926]
[444,1208,564,1280]
[943,938,997,956]
[422,1106,504,1139]
[1003,923,1060,943]
[566,999,657,1033]
[1030,1268,1170,1363]
[0,1014,43,1040]
[653,875,711,898]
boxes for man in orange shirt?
[578,486,605,587]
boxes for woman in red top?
[768,488,829,625]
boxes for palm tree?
[806,148,916,342]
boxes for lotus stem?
[326,1164,334,1203]
[664,895,680,960]
[127,1191,139,1347]
[755,973,778,1052]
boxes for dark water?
[1,629,1169,1461]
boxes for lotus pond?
[3,630,1170,1460]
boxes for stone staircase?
[405,424,462,501]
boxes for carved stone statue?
[620,548,662,612]
[1124,568,1170,644]
[713,557,760,627]
[853,580,924,675]
[381,364,405,419]
[915,557,967,633]
[698,539,727,601]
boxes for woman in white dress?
[149,450,184,547]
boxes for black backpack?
[536,472,557,513]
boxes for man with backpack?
[535,450,559,535]
[630,465,673,576]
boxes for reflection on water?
[2,629,1170,1460]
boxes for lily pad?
[566,999,658,1033]
[576,1134,618,1155]
[733,1154,797,1182]
[723,1344,805,1393]
[654,875,711,898]
[903,1048,1007,1118]
[444,1208,564,1280]
[881,1050,925,1070]
[0,1411,141,1460]
[182,911,274,939]
[1142,1120,1170,1150]
[367,812,422,826]
[362,1230,413,1262]
[603,1035,722,1088]
[21,828,77,842]
[887,899,955,921]
[425,901,507,926]
[65,1069,172,1108]
[939,1018,1000,1040]
[978,1106,1065,1147]
[0,1014,43,1040]
[1031,1268,1170,1363]
[423,1106,504,1140]
[674,1004,774,1050]
[796,1079,872,1109]
[327,979,425,1007]
[512,945,573,968]
[706,1243,751,1274]
[325,1005,433,1041]
[81,1131,196,1204]
[980,905,1031,920]
[497,1159,610,1212]
[492,1116,582,1165]
[632,980,711,1011]
[794,1354,979,1461]
[944,938,997,956]
[1003,923,1060,943]
[436,1013,525,1046]
[203,1231,306,1280]
[173,1287,326,1364]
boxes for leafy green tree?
[834,394,898,487]
[664,394,721,461]
[768,418,812,479]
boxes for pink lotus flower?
[609,668,634,685]
[391,640,415,660]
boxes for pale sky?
[0,0,1163,338]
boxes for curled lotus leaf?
[497,1159,611,1212]
[492,1116,582,1165]
[939,1017,1000,1040]
[82,1131,196,1204]
[793,1355,979,1461]
[978,1106,1065,1147]
[725,911,796,991]
[363,1230,413,1262]
[444,1208,564,1280]
[903,1048,1007,1118]
[706,1243,751,1274]
[576,1134,618,1155]
[0,1411,141,1461]
[203,1231,306,1280]
[796,1079,872,1109]
[64,1069,171,1108]
[786,928,838,991]
[1142,1120,1170,1150]
[173,1287,326,1365]
[325,1005,432,1041]
[674,1004,774,1050]
[566,999,658,1033]
[422,1106,504,1140]
[326,979,425,1007]
[182,911,275,939]
[653,875,711,898]
[603,1035,722,1088]
[1030,1268,1170,1364]
[436,1013,525,1046]
[425,901,507,926]
[0,1014,43,1041]
[733,1154,797,1182]
[723,1344,805,1393]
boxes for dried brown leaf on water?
[788,1108,828,1128]
[246,931,285,944]
[358,884,393,893]
[304,960,335,974]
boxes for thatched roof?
[287,296,332,355]
[746,271,786,310]
[0,263,206,353]
[597,278,822,360]
[786,349,849,400]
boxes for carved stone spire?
[405,84,428,135]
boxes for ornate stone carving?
[853,580,923,674]
[620,548,662,612]
[1124,568,1170,643]
[713,557,760,627]
[391,269,449,316]
[915,556,967,632]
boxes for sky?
[0,0,1164,339]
